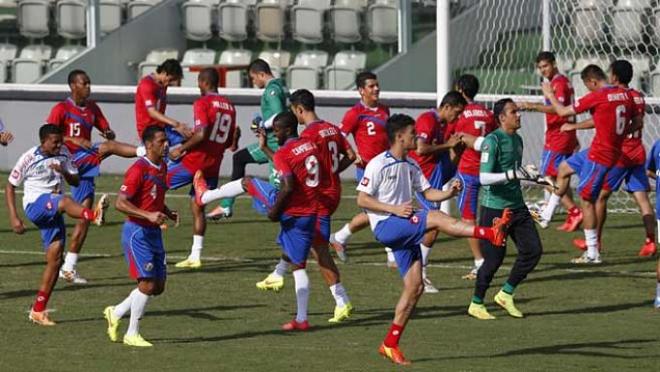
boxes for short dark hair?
[493,98,514,124]
[156,59,183,79]
[440,90,468,108]
[198,67,219,88]
[142,125,166,143]
[535,51,556,64]
[40,124,62,141]
[356,71,377,89]
[454,74,479,99]
[247,59,272,75]
[273,111,298,136]
[386,113,415,143]
[67,69,87,85]
[289,89,315,111]
[580,64,607,81]
[610,59,633,85]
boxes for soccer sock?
[201,179,244,204]
[502,282,516,295]
[334,224,353,245]
[126,290,149,337]
[81,208,95,221]
[656,282,660,301]
[272,258,289,278]
[585,229,599,259]
[541,193,561,222]
[385,247,395,262]
[471,295,484,304]
[329,283,350,307]
[420,244,431,267]
[292,269,310,323]
[472,226,494,241]
[474,258,485,269]
[32,290,50,312]
[544,189,551,203]
[189,235,204,261]
[62,252,78,272]
[113,288,137,319]
[383,323,404,348]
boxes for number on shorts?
[615,105,627,135]
[210,113,232,144]
[305,155,319,187]
[328,141,339,172]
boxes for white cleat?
[59,269,88,284]
[570,251,602,265]
[462,266,479,280]
[529,210,549,229]
[654,297,660,309]
[423,277,439,293]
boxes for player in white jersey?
[5,124,108,326]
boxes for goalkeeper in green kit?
[207,59,289,219]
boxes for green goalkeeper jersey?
[479,128,526,210]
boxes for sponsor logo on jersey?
[144,262,154,272]
[410,215,419,224]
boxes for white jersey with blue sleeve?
[8,146,78,209]
[356,151,431,230]
[646,140,660,219]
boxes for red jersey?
[573,86,635,167]
[119,157,168,227]
[300,120,352,215]
[544,74,578,153]
[338,102,389,168]
[618,88,646,167]
[135,75,167,138]
[182,93,237,177]
[452,102,497,176]
[273,138,320,217]
[46,98,110,154]
[408,110,450,179]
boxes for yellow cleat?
[123,334,153,347]
[103,306,121,342]
[494,290,524,318]
[328,302,354,323]
[468,302,496,320]
[175,258,202,269]
[255,274,284,292]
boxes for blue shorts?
[72,144,101,177]
[456,172,480,220]
[313,215,331,246]
[355,167,365,183]
[277,214,316,266]
[121,221,166,280]
[246,178,278,215]
[70,177,95,203]
[374,210,428,277]
[540,149,571,178]
[604,164,650,193]
[566,150,610,202]
[438,152,457,184]
[166,162,219,197]
[165,126,185,147]
[416,161,456,211]
[25,193,65,249]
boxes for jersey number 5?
[305,155,319,187]
[210,113,232,144]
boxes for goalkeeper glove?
[505,164,556,188]
[250,114,263,132]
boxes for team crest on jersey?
[360,177,370,186]
[144,262,154,272]
[11,169,19,179]
[46,201,53,210]
[410,215,420,224]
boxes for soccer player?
[645,139,660,308]
[6,124,107,326]
[564,60,655,256]
[47,69,144,283]
[357,114,511,365]
[329,71,392,264]
[519,51,582,232]
[408,91,465,292]
[538,65,635,264]
[467,99,545,320]
[208,59,289,219]
[103,126,178,347]
[169,68,238,269]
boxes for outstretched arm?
[541,82,576,117]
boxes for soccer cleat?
[281,319,309,331]
[192,170,208,207]
[530,209,550,229]
[205,205,232,221]
[654,297,660,309]
[468,302,496,320]
[328,302,354,323]
[29,310,56,326]
[329,234,348,263]
[174,258,202,269]
[562,210,583,232]
[461,266,478,280]
[379,343,411,365]
[103,306,120,342]
[93,193,109,226]
[490,208,512,246]
[570,251,602,264]
[59,269,88,284]
[572,238,604,252]
[123,334,153,347]
[494,290,523,318]
[256,273,284,292]
[638,240,657,257]
[423,277,439,294]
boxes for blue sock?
[471,295,484,304]
[502,282,516,295]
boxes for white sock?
[293,269,310,323]
[329,283,350,307]
[113,288,138,319]
[420,244,431,266]
[272,258,289,278]
[62,252,78,272]
[334,224,352,245]
[584,229,599,259]
[474,258,484,269]
[385,247,395,262]
[189,235,204,261]
[541,193,561,222]
[201,179,245,204]
[544,189,551,203]
[656,282,660,300]
[126,289,149,337]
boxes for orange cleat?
[281,319,310,332]
[490,208,512,247]
[192,170,209,207]
[638,239,657,257]
[561,210,583,232]
[379,343,411,365]
[573,238,603,252]
[29,310,56,326]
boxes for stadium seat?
[612,0,649,46]
[255,0,285,43]
[334,0,368,8]
[572,0,607,45]
[297,0,330,9]
[257,50,290,78]
[287,50,328,89]
[0,43,15,82]
[138,48,179,79]
[127,0,158,20]
[218,48,251,88]
[12,44,51,83]
[180,48,216,87]
[182,0,213,42]
[100,0,122,35]
[329,3,362,45]
[367,1,398,45]
[48,45,84,70]
[324,50,366,90]
[57,0,86,40]
[0,0,18,29]
[217,0,249,43]
[17,0,50,39]
[291,3,324,45]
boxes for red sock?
[383,323,404,348]
[568,206,580,215]
[472,226,494,241]
[33,290,50,312]
[81,208,95,221]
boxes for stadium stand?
[286,49,327,89]
[180,47,216,87]
[218,48,251,87]
[257,49,290,78]
[217,0,249,44]
[12,43,50,82]
[324,50,366,89]
[127,0,158,20]
[99,0,122,35]
[182,0,214,43]
[56,0,86,40]
[137,47,178,78]
[48,44,84,70]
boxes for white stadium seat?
[297,0,330,10]
[48,45,85,71]
[12,44,51,83]
[255,1,285,43]
[182,0,213,42]
[367,1,398,45]
[17,0,50,39]
[128,0,158,20]
[218,48,252,88]
[612,0,650,46]
[329,3,362,45]
[218,1,249,43]
[572,0,608,45]
[287,50,328,89]
[100,0,122,35]
[0,43,17,81]
[291,4,324,45]
[324,50,366,90]
[57,0,86,40]
[138,48,179,79]
[181,48,216,87]
[257,50,291,78]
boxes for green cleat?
[468,302,496,320]
[175,258,202,269]
[103,306,121,342]
[494,290,523,318]
[328,302,354,323]
[123,334,153,347]
[256,273,284,292]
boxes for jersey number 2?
[210,113,232,144]
[366,121,376,136]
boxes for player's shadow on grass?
[529,299,650,317]
[0,260,46,269]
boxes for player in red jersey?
[563,60,656,256]
[47,69,144,283]
[104,126,179,347]
[329,71,393,264]
[519,52,582,232]
[135,59,192,145]
[539,65,635,264]
[169,68,238,269]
